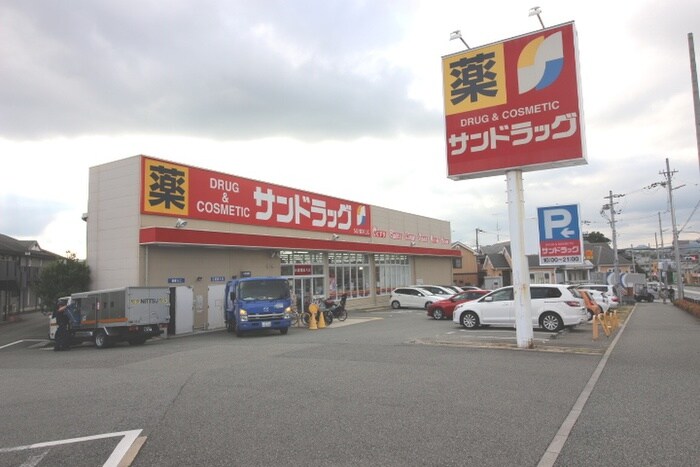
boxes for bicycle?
[288,305,309,328]
[323,294,348,321]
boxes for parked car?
[390,287,445,310]
[427,289,490,320]
[458,286,482,291]
[440,285,464,294]
[452,284,587,332]
[411,285,454,296]
[575,284,619,309]
[633,283,658,302]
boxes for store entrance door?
[291,276,324,313]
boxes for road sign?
[537,204,583,266]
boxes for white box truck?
[50,287,171,349]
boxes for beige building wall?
[144,246,276,328]
[87,157,141,290]
[413,256,453,285]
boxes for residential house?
[479,241,632,288]
[0,233,62,319]
[584,242,634,281]
[450,241,481,287]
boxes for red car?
[427,289,489,320]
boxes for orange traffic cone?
[317,308,326,329]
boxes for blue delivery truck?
[224,276,292,337]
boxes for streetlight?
[528,6,545,29]
[449,30,470,50]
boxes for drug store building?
[86,156,458,332]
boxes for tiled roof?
[0,233,62,259]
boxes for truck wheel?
[280,327,289,335]
[94,331,110,349]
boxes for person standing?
[53,302,71,351]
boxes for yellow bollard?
[592,314,610,341]
[604,312,613,333]
[317,307,326,329]
[602,313,611,336]
[308,304,318,330]
[592,314,599,341]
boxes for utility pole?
[689,33,700,172]
[655,232,668,304]
[603,191,623,290]
[475,228,485,253]
[658,212,668,302]
[661,158,685,300]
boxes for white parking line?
[18,449,48,467]
[328,317,382,328]
[0,429,143,467]
[0,339,46,350]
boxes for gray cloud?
[0,1,436,141]
[0,195,68,237]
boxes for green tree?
[35,252,91,310]
[585,231,610,243]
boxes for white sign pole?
[506,170,534,348]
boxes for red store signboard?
[442,22,586,180]
[293,265,312,276]
[141,156,372,236]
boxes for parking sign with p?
[537,204,583,266]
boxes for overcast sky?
[1,0,699,259]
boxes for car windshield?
[239,280,290,301]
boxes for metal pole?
[506,170,533,349]
[658,212,668,303]
[608,191,620,289]
[656,232,667,304]
[688,33,700,172]
[665,158,685,300]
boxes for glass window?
[328,253,369,299]
[490,288,513,302]
[374,254,410,296]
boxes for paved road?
[0,302,697,466]
[0,310,49,349]
[552,302,700,466]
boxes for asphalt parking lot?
[378,305,633,355]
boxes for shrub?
[673,299,700,319]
